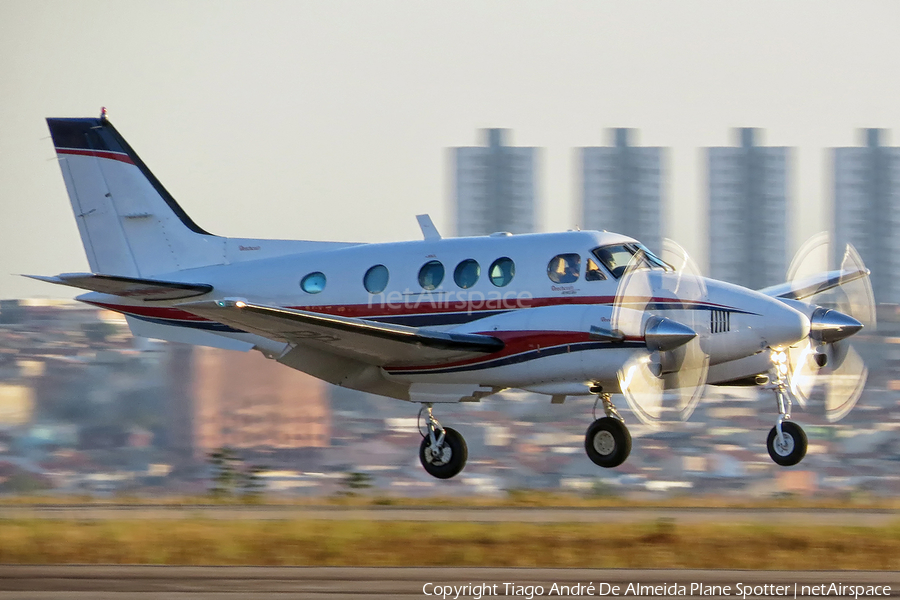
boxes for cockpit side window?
[592,246,634,279]
[592,244,672,279]
[547,253,581,283]
[585,257,606,281]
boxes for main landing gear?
[765,351,808,467]
[584,386,632,468]
[418,404,468,479]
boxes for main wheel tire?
[767,421,808,466]
[419,427,468,479]
[585,417,632,468]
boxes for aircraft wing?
[25,273,212,301]
[757,268,870,301]
[178,299,504,367]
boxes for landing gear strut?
[418,404,467,479]
[765,351,808,466]
[584,386,632,468]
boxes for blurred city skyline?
[451,125,897,299]
[2,2,899,299]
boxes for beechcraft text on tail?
[31,110,874,479]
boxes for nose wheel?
[584,388,632,468]
[767,421,807,466]
[418,404,467,479]
[765,350,808,466]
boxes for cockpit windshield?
[592,243,673,279]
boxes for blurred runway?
[0,566,897,599]
[0,505,897,526]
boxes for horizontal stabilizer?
[758,268,870,301]
[26,273,212,301]
[179,300,504,367]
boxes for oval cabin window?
[418,260,445,291]
[364,264,389,294]
[547,254,581,284]
[489,257,515,287]
[301,271,327,294]
[453,259,480,289]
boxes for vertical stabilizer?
[47,116,225,277]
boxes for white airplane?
[32,111,874,479]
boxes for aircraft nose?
[761,299,810,349]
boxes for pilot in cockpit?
[585,258,605,281]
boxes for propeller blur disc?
[784,233,873,421]
[614,240,709,428]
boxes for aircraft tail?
[47,114,225,277]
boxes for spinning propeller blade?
[783,233,873,421]
[614,240,710,428]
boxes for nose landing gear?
[584,386,632,468]
[767,420,807,466]
[765,351,808,466]
[418,404,468,479]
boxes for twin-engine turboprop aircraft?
[33,111,874,479]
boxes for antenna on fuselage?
[416,214,442,240]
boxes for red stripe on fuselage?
[86,295,730,324]
[288,296,610,318]
[89,299,646,372]
[288,295,731,318]
[56,147,134,165]
[93,295,638,369]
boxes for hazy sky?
[2,1,898,299]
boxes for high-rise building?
[166,346,330,459]
[580,128,665,253]
[707,128,790,289]
[452,128,539,236]
[833,128,900,304]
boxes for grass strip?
[1,492,898,510]
[0,519,898,569]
